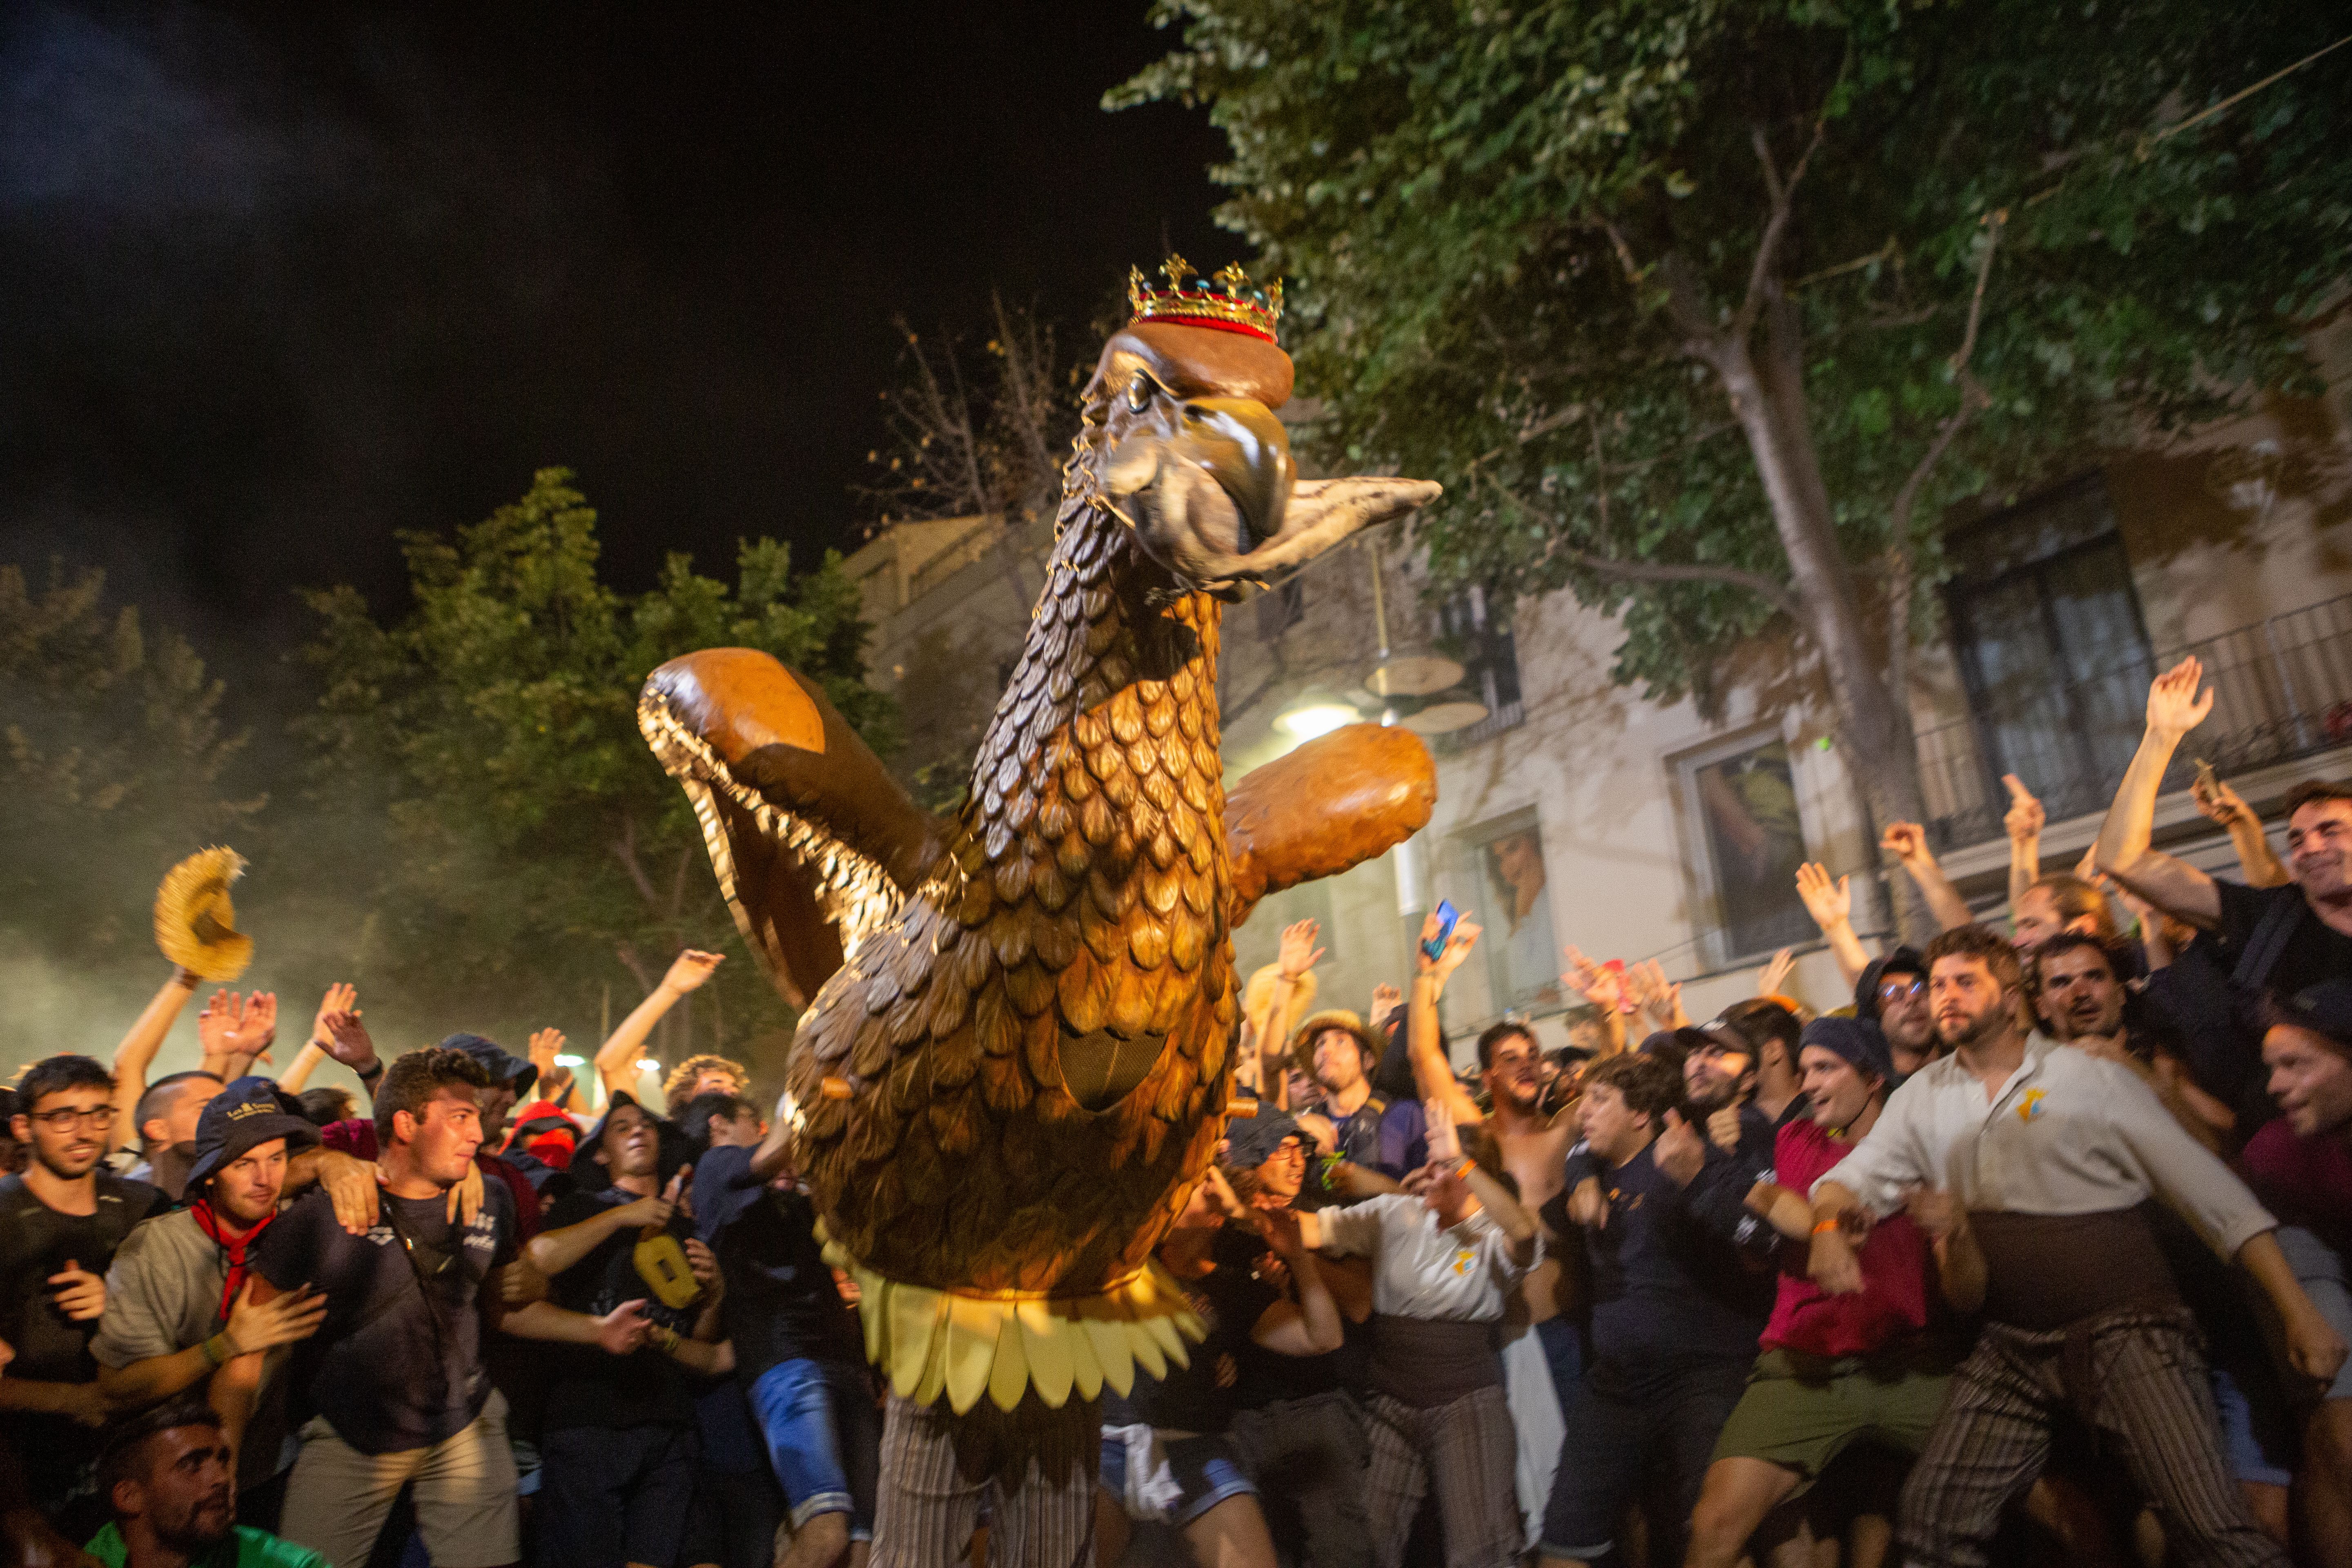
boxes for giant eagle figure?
[639,260,1440,1558]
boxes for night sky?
[0,0,1228,664]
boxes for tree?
[1116,1,2352,935]
[296,467,893,1059]
[861,293,1087,807]
[0,560,259,958]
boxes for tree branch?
[1886,209,2006,706]
[1734,118,1827,342]
[611,817,662,910]
[1560,549,1808,624]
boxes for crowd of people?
[6,655,2352,1568]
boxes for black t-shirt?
[692,1146,862,1381]
[1103,1249,1279,1436]
[252,1181,520,1455]
[1216,1227,1364,1410]
[0,1173,164,1505]
[2216,879,2352,1004]
[1579,1144,1770,1396]
[539,1187,699,1431]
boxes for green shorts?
[1708,1345,1955,1497]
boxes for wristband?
[653,1327,683,1356]
[355,1058,385,1085]
[201,1333,231,1367]
[1812,1218,1846,1237]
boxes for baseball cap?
[186,1076,321,1192]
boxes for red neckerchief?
[189,1199,276,1321]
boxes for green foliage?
[0,561,259,957]
[296,467,895,1048]
[1116,0,2352,701]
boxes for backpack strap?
[2231,890,2307,994]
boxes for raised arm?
[1880,823,1974,934]
[2193,772,2290,891]
[199,991,277,1081]
[594,950,724,1102]
[2091,657,2222,925]
[108,968,200,1152]
[277,984,358,1094]
[2002,775,2045,911]
[1407,909,1484,1127]
[1792,864,1870,988]
[1561,948,1629,1057]
[1250,920,1323,1106]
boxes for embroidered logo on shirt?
[1451,1248,1476,1276]
[2017,1088,2048,1123]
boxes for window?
[1680,737,1812,963]
[1452,811,1561,1013]
[1433,587,1526,748]
[1944,473,2153,822]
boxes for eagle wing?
[638,648,950,1007]
[1225,722,1437,930]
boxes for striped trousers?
[1363,1386,1520,1568]
[869,1391,1097,1568]
[1898,1309,2287,1568]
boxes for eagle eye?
[1126,371,1155,413]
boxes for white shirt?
[1316,1192,1535,1322]
[1813,1032,2274,1263]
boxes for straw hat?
[1287,1009,1385,1080]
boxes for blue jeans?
[746,1359,881,1540]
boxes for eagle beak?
[1173,397,1292,550]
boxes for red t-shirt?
[321,1119,541,1241]
[1763,1117,1931,1359]
[2241,1119,2352,1261]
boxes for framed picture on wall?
[1679,735,1813,963]
[1457,812,1561,1013]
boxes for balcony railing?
[1917,592,2352,849]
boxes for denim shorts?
[746,1358,881,1541]
[1100,1428,1258,1528]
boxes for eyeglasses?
[1878,978,1927,1002]
[31,1105,117,1131]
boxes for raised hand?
[662,949,726,995]
[2191,771,2256,830]
[1278,919,1325,980]
[1879,822,1933,868]
[1419,911,1480,987]
[1653,1109,1704,1187]
[527,1027,566,1076]
[224,1279,329,1355]
[214,991,278,1067]
[2145,655,2213,741]
[49,1260,105,1322]
[1755,947,1796,1001]
[1561,947,1628,1014]
[318,1011,381,1074]
[1368,982,1402,1023]
[1627,960,1686,1030]
[2001,775,2045,845]
[1793,863,1851,932]
[310,984,357,1048]
[596,1299,655,1356]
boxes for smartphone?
[1421,899,1461,960]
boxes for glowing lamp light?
[1274,697,1360,742]
[552,1053,584,1067]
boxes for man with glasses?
[1856,949,1938,1078]
[0,1055,167,1539]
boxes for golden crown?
[1125,256,1283,345]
